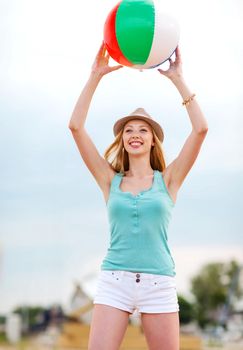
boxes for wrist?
[170,74,186,86]
[169,76,194,100]
[89,70,103,82]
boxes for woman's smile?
[129,140,144,148]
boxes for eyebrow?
[124,124,149,128]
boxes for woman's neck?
[125,159,154,178]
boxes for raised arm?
[158,47,208,195]
[68,42,123,189]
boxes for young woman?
[68,42,208,350]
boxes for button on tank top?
[101,170,176,276]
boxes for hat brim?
[113,115,164,142]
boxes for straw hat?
[113,108,164,142]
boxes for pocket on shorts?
[99,270,123,284]
[150,274,177,290]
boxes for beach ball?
[104,0,180,69]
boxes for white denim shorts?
[93,270,180,314]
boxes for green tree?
[190,260,243,329]
[13,305,46,331]
[178,294,194,324]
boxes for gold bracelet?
[182,93,196,106]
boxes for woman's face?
[122,119,155,154]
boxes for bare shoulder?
[97,162,117,188]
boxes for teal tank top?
[100,170,176,276]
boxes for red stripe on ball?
[104,1,132,67]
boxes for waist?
[101,269,175,280]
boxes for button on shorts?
[93,270,180,314]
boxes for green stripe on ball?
[116,0,155,65]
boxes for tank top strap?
[156,170,175,206]
[155,170,168,192]
[109,172,123,193]
[153,170,161,189]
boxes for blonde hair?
[103,127,166,174]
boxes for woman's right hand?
[91,41,123,78]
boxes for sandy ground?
[1,343,243,350]
[203,347,243,350]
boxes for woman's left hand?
[157,46,183,81]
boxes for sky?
[0,0,243,314]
